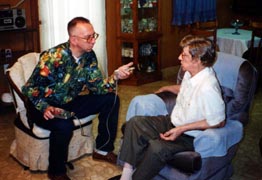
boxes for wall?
[0,0,39,52]
[0,0,39,96]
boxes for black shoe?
[92,151,117,164]
[48,173,71,180]
[108,174,121,180]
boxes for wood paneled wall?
[0,0,39,52]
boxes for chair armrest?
[6,71,34,129]
[155,91,177,115]
[6,71,29,108]
[167,151,201,173]
[194,120,243,158]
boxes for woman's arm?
[155,84,181,94]
[160,119,226,141]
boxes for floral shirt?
[22,42,116,112]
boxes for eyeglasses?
[181,51,191,58]
[72,32,99,42]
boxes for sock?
[94,149,107,156]
[120,167,133,180]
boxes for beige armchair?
[7,52,96,171]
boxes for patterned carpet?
[0,66,261,180]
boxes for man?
[109,35,226,180]
[22,17,133,180]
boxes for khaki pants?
[119,115,194,180]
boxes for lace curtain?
[38,0,108,75]
[172,0,216,26]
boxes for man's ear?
[69,36,77,46]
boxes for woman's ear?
[192,57,201,64]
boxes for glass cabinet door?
[121,42,134,64]
[120,0,158,34]
[120,0,133,33]
[138,0,158,33]
[117,0,162,85]
[138,41,158,72]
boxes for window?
[172,0,216,26]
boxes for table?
[217,28,259,57]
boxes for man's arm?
[160,119,226,141]
[22,51,60,117]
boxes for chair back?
[6,52,40,129]
[250,22,262,66]
[191,21,218,51]
[195,20,218,30]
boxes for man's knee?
[50,120,74,133]
[104,93,120,107]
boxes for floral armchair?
[7,52,96,171]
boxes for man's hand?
[43,106,64,120]
[160,127,183,141]
[114,62,134,80]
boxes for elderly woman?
[110,35,226,180]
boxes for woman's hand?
[160,127,183,141]
[155,85,180,94]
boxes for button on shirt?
[171,67,225,137]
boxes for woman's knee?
[147,140,170,161]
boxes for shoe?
[92,151,117,164]
[108,174,121,180]
[48,173,71,180]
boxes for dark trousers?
[119,115,194,180]
[29,93,119,175]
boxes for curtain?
[38,0,108,75]
[172,0,216,26]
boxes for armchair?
[119,52,257,179]
[6,52,96,171]
[153,52,257,180]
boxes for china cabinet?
[117,0,162,85]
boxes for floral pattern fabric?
[22,41,116,112]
